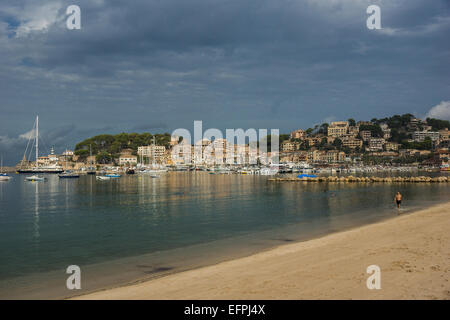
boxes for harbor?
[1,171,450,299]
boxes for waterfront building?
[280,151,307,163]
[341,136,363,149]
[281,141,299,152]
[290,129,305,140]
[360,130,372,141]
[356,121,372,128]
[307,150,321,163]
[306,136,323,147]
[369,151,398,157]
[399,149,431,157]
[327,121,349,137]
[306,150,344,164]
[37,156,50,166]
[368,138,385,152]
[118,149,137,166]
[413,131,440,142]
[385,142,400,151]
[326,150,346,163]
[171,141,192,165]
[433,149,450,165]
[348,126,359,137]
[138,145,166,161]
[119,155,137,165]
[380,123,391,140]
[439,128,449,141]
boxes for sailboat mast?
[35,116,39,162]
[152,136,155,166]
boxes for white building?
[138,145,166,160]
[119,155,138,165]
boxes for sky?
[0,0,449,165]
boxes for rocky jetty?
[268,176,449,183]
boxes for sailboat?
[0,156,12,181]
[17,116,64,174]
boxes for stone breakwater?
[268,176,449,183]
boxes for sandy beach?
[74,202,450,300]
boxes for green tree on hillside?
[426,118,450,131]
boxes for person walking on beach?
[394,192,402,209]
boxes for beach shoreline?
[73,201,450,300]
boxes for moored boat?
[58,171,80,179]
[0,157,11,181]
[96,176,111,181]
[25,175,46,181]
[17,116,63,174]
[0,174,11,181]
[105,174,121,178]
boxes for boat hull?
[18,169,64,174]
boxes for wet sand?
[74,202,450,300]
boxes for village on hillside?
[15,114,450,173]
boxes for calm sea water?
[0,172,449,299]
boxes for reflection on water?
[0,172,449,298]
[34,182,40,240]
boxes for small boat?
[126,168,135,175]
[96,176,111,181]
[150,174,160,178]
[297,174,317,179]
[259,167,278,176]
[25,175,46,181]
[140,168,168,174]
[105,174,121,178]
[59,172,80,179]
[0,174,11,181]
[0,157,12,181]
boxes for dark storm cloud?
[0,0,449,164]
[133,123,168,131]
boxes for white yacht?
[17,116,63,174]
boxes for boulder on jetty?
[270,175,448,183]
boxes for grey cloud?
[0,0,449,164]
